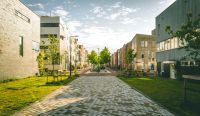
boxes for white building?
[0,0,40,80]
[40,16,69,71]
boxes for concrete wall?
[156,0,200,62]
[0,0,40,80]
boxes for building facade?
[156,0,200,78]
[40,16,69,71]
[0,0,40,80]
[78,45,88,68]
[131,34,156,72]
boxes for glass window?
[40,34,57,38]
[164,39,170,50]
[171,38,175,49]
[174,37,178,48]
[32,41,40,52]
[19,36,23,56]
[160,41,164,51]
[15,10,30,23]
[157,43,160,51]
[41,23,59,27]
[141,41,148,47]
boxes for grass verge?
[119,77,200,116]
[0,76,77,116]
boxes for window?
[141,53,144,58]
[40,34,57,38]
[32,41,40,52]
[160,41,164,51]
[15,10,30,23]
[181,61,189,66]
[141,41,148,47]
[41,23,59,27]
[174,37,178,48]
[19,36,23,56]
[164,39,170,50]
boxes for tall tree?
[165,13,200,66]
[125,48,137,70]
[100,47,111,65]
[87,50,98,69]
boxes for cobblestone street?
[15,75,174,116]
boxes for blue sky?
[21,0,176,53]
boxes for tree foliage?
[87,50,98,65]
[46,35,62,74]
[36,49,45,76]
[165,14,200,65]
[99,47,111,64]
[125,48,137,70]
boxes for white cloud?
[112,2,121,8]
[120,17,136,24]
[28,3,44,9]
[106,12,121,20]
[67,21,82,33]
[105,5,139,20]
[52,6,69,17]
[90,6,106,17]
[34,11,48,16]
[121,7,139,16]
[78,26,134,53]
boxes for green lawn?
[0,76,77,116]
[119,77,200,116]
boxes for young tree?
[87,50,98,69]
[125,48,137,70]
[100,47,111,65]
[166,14,200,66]
[46,35,62,76]
[36,49,45,76]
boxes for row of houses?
[0,0,88,80]
[110,32,157,73]
[111,0,200,79]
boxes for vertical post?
[69,36,72,78]
[98,48,100,74]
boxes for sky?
[21,0,176,53]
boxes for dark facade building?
[156,0,200,79]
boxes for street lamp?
[69,35,78,78]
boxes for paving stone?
[14,76,174,116]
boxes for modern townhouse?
[113,33,156,73]
[78,45,88,68]
[156,0,200,79]
[110,51,118,69]
[131,34,156,72]
[40,16,69,71]
[0,0,40,79]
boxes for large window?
[19,36,23,56]
[157,37,180,52]
[32,41,40,52]
[41,23,59,27]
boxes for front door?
[170,64,176,79]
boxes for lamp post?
[98,48,100,73]
[69,36,78,78]
[69,36,72,78]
